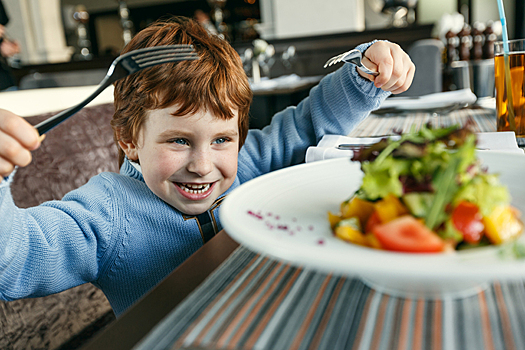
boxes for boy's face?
[120,106,240,215]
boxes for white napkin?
[378,89,477,111]
[305,135,381,163]
[305,132,523,163]
[476,132,523,154]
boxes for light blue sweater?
[0,43,389,316]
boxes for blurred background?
[0,0,521,88]
[0,0,521,125]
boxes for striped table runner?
[134,247,525,350]
[349,108,496,136]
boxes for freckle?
[308,225,314,231]
[275,216,280,220]
[296,226,302,231]
[267,212,272,216]
[289,231,295,235]
[317,239,325,245]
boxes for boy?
[0,17,414,316]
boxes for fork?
[35,45,199,135]
[323,49,378,76]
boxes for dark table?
[80,231,239,350]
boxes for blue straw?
[496,0,510,54]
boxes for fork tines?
[135,52,200,69]
[131,46,199,69]
[131,45,195,60]
[323,53,344,68]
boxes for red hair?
[111,16,252,167]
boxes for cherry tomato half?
[372,215,445,253]
[451,201,484,244]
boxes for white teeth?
[179,183,211,194]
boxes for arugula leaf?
[424,154,461,230]
[423,131,477,231]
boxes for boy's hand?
[0,109,42,180]
[357,41,415,95]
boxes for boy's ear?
[117,133,139,161]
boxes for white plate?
[221,152,525,299]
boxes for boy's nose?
[187,150,213,177]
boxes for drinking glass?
[494,39,525,146]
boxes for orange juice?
[495,52,525,141]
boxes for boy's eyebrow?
[214,130,239,137]
[158,129,239,139]
[158,129,191,138]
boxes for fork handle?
[35,79,110,135]
[357,65,379,77]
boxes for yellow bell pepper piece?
[365,232,382,249]
[374,194,409,224]
[335,217,367,246]
[328,211,342,229]
[340,196,375,227]
[483,205,524,245]
[335,226,368,246]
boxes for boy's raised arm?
[237,40,414,179]
[0,109,42,181]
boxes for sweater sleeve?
[0,173,116,301]
[237,41,390,183]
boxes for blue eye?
[170,138,188,145]
[214,137,229,144]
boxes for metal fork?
[323,49,378,76]
[35,45,199,135]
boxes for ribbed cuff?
[1,167,17,188]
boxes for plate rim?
[222,152,525,283]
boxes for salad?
[328,124,523,253]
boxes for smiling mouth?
[176,183,212,194]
